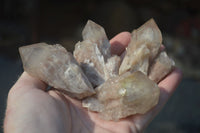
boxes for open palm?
[4,32,182,133]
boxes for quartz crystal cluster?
[19,18,174,121]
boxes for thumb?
[7,72,47,101]
[11,71,47,91]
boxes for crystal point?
[82,20,111,59]
[19,43,95,99]
[83,71,160,121]
[148,51,175,83]
[119,19,162,75]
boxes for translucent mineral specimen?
[119,19,162,75]
[83,71,160,121]
[19,18,174,121]
[74,20,120,86]
[148,51,175,83]
[19,43,95,99]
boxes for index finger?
[110,32,131,55]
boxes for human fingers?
[8,72,47,97]
[158,68,182,95]
[110,32,131,55]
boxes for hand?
[4,32,182,133]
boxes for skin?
[4,32,182,133]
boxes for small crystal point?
[131,18,162,43]
[82,96,104,112]
[105,55,121,78]
[148,51,175,83]
[82,20,111,59]
[19,43,95,99]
